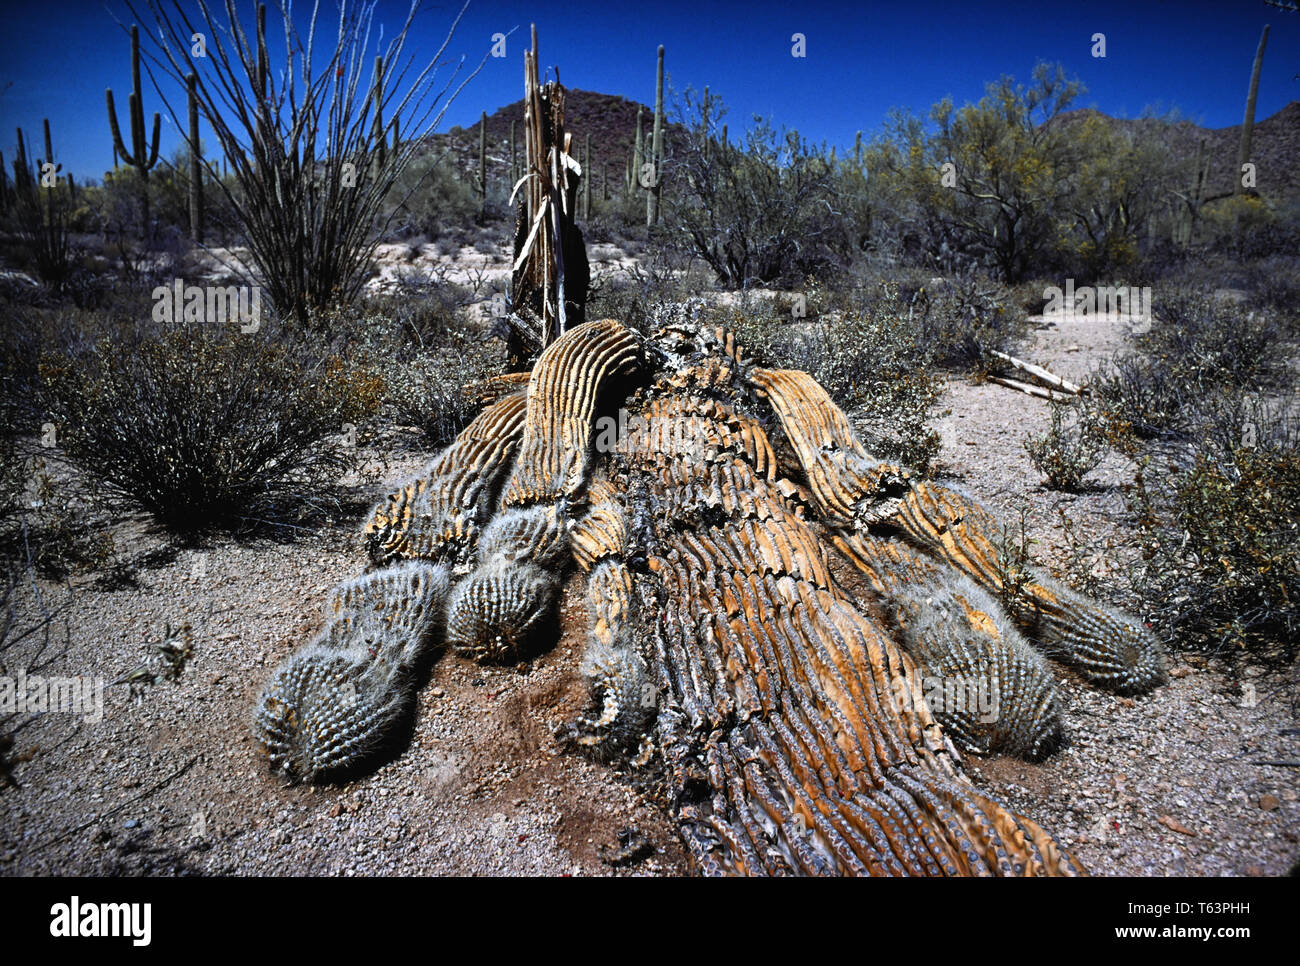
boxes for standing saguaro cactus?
[187,73,204,243]
[369,55,400,171]
[583,132,591,219]
[510,118,517,185]
[106,24,161,241]
[1237,24,1269,194]
[630,105,643,192]
[480,109,488,216]
[647,45,664,227]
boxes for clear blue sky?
[1,0,1296,181]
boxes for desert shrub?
[327,293,502,448]
[1024,397,1106,490]
[1200,194,1285,261]
[1129,401,1300,663]
[587,245,710,334]
[913,275,1030,371]
[727,281,944,471]
[37,323,382,531]
[1,461,116,579]
[1244,255,1300,332]
[383,152,482,241]
[663,89,849,288]
[1093,289,1291,441]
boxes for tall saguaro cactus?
[510,118,517,185]
[480,109,488,216]
[1236,24,1269,195]
[187,73,204,243]
[583,132,591,219]
[630,105,643,191]
[369,54,400,172]
[106,24,162,240]
[646,45,664,227]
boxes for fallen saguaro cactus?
[255,561,450,781]
[253,318,1168,875]
[751,367,1165,695]
[832,532,1063,761]
[364,393,527,567]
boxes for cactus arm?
[146,110,161,168]
[106,89,135,164]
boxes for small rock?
[1157,814,1195,836]
[1169,667,1191,679]
[432,688,445,698]
[123,819,138,829]
[1260,794,1281,811]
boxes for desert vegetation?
[1,0,1297,879]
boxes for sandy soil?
[2,290,1296,877]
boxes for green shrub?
[38,323,381,531]
[1129,402,1300,663]
[1024,397,1107,491]
[1093,289,1290,442]
[383,337,497,447]
[914,275,1030,371]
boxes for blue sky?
[1,0,1296,181]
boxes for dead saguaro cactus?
[255,314,1161,875]
[507,25,590,368]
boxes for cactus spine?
[106,24,161,240]
[1237,24,1269,194]
[646,45,664,227]
[187,73,204,243]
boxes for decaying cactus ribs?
[751,368,1165,695]
[253,317,1167,875]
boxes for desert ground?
[2,243,1295,878]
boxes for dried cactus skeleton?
[253,317,1167,875]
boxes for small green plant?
[1024,398,1106,491]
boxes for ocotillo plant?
[187,73,204,243]
[646,44,664,227]
[134,0,485,325]
[106,24,161,241]
[1237,24,1269,194]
